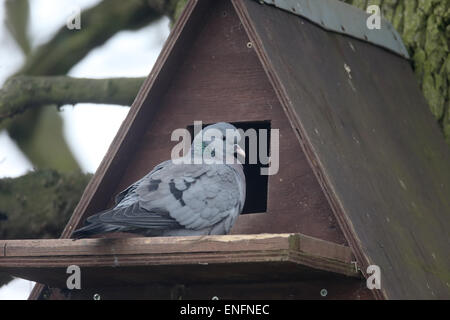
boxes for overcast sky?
[0,0,170,299]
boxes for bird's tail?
[72,222,122,239]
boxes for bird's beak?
[235,145,246,159]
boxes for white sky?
[0,0,170,299]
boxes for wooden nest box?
[1,0,450,300]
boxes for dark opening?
[187,121,270,214]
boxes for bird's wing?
[91,162,243,232]
[114,160,170,205]
[86,201,182,230]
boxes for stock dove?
[73,122,246,238]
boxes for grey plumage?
[73,122,246,238]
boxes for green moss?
[381,0,398,23]
[391,0,404,32]
[413,48,426,80]
[423,72,445,119]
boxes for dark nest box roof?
[1,0,449,300]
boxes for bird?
[72,122,246,239]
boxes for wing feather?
[89,161,245,234]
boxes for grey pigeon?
[73,122,246,238]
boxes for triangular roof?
[23,0,450,299]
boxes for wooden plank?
[0,234,358,289]
[3,234,293,257]
[0,234,353,266]
[235,0,450,299]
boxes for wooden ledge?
[0,233,359,288]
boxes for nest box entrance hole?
[187,120,270,214]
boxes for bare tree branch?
[1,0,183,172]
[18,0,179,76]
[0,76,145,121]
